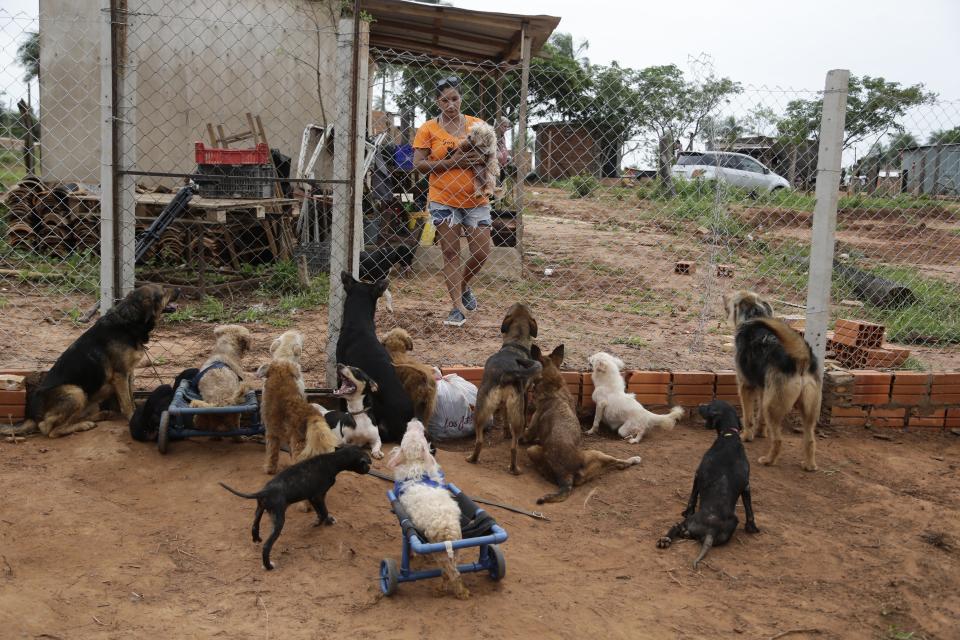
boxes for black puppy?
[657,400,759,568]
[128,368,198,442]
[335,272,413,442]
[219,446,372,570]
[359,244,415,282]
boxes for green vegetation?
[567,174,600,199]
[0,150,27,190]
[612,336,649,349]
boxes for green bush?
[568,174,599,199]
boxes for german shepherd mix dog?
[724,290,821,471]
[336,272,413,442]
[467,303,542,475]
[381,328,437,427]
[20,285,179,438]
[657,400,759,568]
[524,344,641,504]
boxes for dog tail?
[218,482,259,499]
[0,419,39,436]
[298,415,338,462]
[651,406,685,431]
[692,533,714,569]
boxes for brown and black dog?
[524,344,641,503]
[18,285,179,438]
[381,328,437,427]
[724,290,821,471]
[467,303,542,475]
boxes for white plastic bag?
[428,369,478,440]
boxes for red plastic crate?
[195,142,270,165]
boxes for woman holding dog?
[413,76,492,327]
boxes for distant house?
[901,143,960,196]
[712,135,817,189]
[532,121,600,180]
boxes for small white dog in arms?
[333,364,384,459]
[587,352,685,443]
[388,419,469,599]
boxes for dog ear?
[762,300,774,317]
[239,331,252,353]
[549,344,565,367]
[500,311,513,335]
[255,363,270,379]
[529,315,538,338]
[373,278,390,298]
[213,325,226,337]
[403,332,413,352]
[270,336,281,355]
[530,344,542,360]
[613,355,625,370]
[341,271,355,291]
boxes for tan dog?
[259,359,337,474]
[525,344,642,504]
[459,120,499,198]
[269,329,305,398]
[724,291,821,471]
[381,328,437,427]
[190,325,252,431]
[467,303,542,475]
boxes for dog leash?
[367,469,549,521]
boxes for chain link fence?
[1,3,958,384]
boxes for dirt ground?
[1,418,958,639]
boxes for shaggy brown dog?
[458,120,499,198]
[269,329,305,397]
[524,344,642,504]
[724,290,822,471]
[17,285,178,438]
[381,328,437,427]
[190,325,253,431]
[259,359,338,474]
[467,303,542,475]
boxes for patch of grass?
[887,626,925,640]
[0,150,27,190]
[900,356,927,371]
[612,336,648,349]
[567,174,600,199]
[584,260,626,277]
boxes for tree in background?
[16,32,39,83]
[927,126,960,145]
[777,75,935,147]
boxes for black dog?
[128,368,198,442]
[335,272,413,442]
[657,400,759,568]
[359,244,415,283]
[219,446,372,570]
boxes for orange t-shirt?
[413,115,489,209]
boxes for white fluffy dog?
[388,419,469,599]
[587,352,685,443]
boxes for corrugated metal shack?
[901,143,960,196]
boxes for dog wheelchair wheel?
[380,558,399,596]
[486,544,506,581]
[157,411,170,454]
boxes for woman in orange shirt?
[412,76,491,327]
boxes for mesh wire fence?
[1,4,958,384]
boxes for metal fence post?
[98,0,115,313]
[805,69,849,375]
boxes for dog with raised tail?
[587,352,684,443]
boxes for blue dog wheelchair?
[157,378,263,454]
[380,483,508,596]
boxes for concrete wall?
[40,0,339,187]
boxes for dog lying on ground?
[189,325,252,432]
[467,303,542,475]
[128,367,198,442]
[388,419,469,599]
[724,290,821,471]
[331,364,384,459]
[381,328,437,426]
[587,352,684,443]
[259,359,338,474]
[16,285,179,438]
[657,400,759,568]
[336,272,413,442]
[220,445,371,570]
[459,120,499,198]
[524,344,642,504]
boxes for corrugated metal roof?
[361,0,561,63]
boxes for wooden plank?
[206,123,217,147]
[216,124,229,148]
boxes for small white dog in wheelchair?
[587,352,684,443]
[388,419,469,599]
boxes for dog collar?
[349,409,368,417]
[723,427,742,438]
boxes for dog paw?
[656,537,672,549]
[466,455,478,464]
[584,428,598,436]
[299,502,312,513]
[802,462,818,472]
[264,560,275,571]
[508,466,522,476]
[371,450,385,460]
[758,456,773,465]
[455,586,471,600]
[745,522,760,534]
[324,515,336,526]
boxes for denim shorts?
[428,202,492,228]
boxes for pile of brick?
[0,371,28,425]
[820,370,960,429]
[827,319,910,369]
